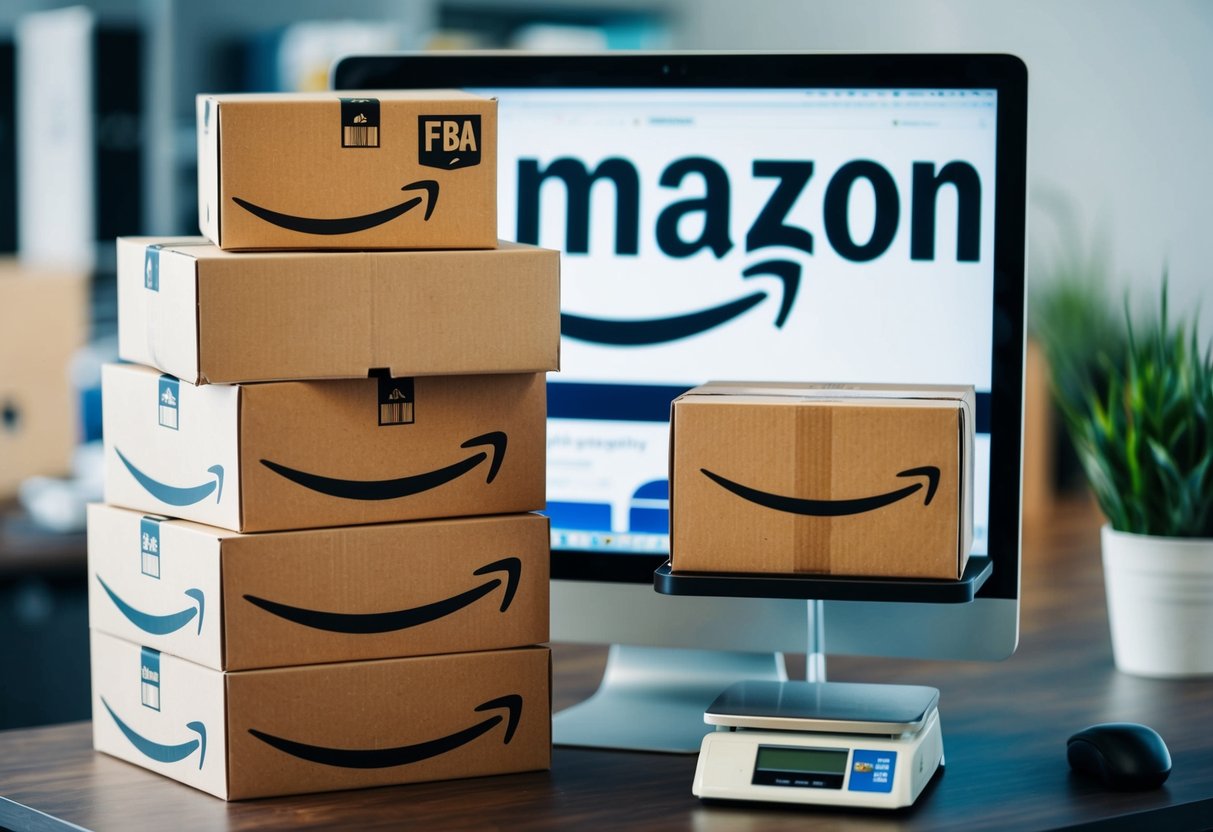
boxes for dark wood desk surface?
[2,501,1212,831]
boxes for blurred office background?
[1,0,1209,729]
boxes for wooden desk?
[2,501,1212,831]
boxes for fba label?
[418,115,481,170]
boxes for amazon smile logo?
[244,557,520,634]
[260,431,506,501]
[561,259,801,346]
[248,693,521,769]
[115,448,224,507]
[518,155,985,347]
[702,466,940,517]
[232,179,438,236]
[96,575,205,636]
[101,697,207,769]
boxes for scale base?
[553,645,788,753]
[694,683,944,810]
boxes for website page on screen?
[477,88,997,559]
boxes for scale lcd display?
[753,745,849,789]
[756,746,849,775]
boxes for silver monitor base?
[553,645,789,753]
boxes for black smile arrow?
[242,557,521,634]
[232,180,438,235]
[742,259,801,328]
[260,431,506,501]
[702,465,940,517]
[560,258,801,346]
[248,694,522,769]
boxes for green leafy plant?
[1053,283,1213,537]
[1030,235,1128,492]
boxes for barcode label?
[380,401,415,425]
[371,371,415,426]
[340,98,381,148]
[343,124,379,147]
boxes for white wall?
[671,0,1213,325]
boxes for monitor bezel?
[333,52,1028,602]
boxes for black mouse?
[1067,722,1172,790]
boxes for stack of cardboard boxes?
[87,91,560,799]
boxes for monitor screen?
[483,86,996,562]
[334,53,1025,609]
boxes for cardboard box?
[91,631,551,800]
[197,90,496,250]
[116,237,560,385]
[87,503,549,670]
[670,382,974,580]
[102,363,545,532]
[0,261,89,497]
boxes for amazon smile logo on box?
[701,466,940,517]
[232,179,437,236]
[97,574,205,637]
[243,557,521,634]
[102,696,208,768]
[249,693,521,769]
[260,431,506,501]
[114,447,224,507]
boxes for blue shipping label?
[144,244,161,292]
[158,376,179,430]
[140,646,161,711]
[140,516,161,578]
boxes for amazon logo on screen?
[516,156,981,346]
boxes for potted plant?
[1044,282,1213,677]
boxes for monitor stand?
[552,646,788,753]
[554,602,827,753]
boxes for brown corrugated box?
[197,91,496,250]
[0,261,89,497]
[91,630,551,800]
[102,363,546,532]
[87,503,549,671]
[116,237,560,385]
[670,382,974,580]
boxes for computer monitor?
[334,52,1027,752]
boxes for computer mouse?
[1067,722,1172,790]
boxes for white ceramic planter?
[1101,525,1213,678]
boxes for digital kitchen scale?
[693,680,944,810]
